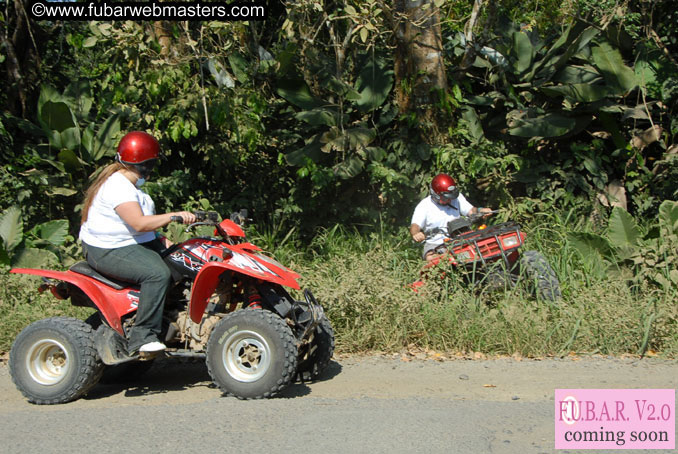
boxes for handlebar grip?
[171,211,218,224]
[193,211,219,222]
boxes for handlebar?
[466,209,500,223]
[170,211,219,224]
[419,209,500,240]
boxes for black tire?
[206,309,298,399]
[85,312,103,329]
[9,317,104,404]
[518,250,561,302]
[296,315,335,381]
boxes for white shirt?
[411,195,474,249]
[79,172,156,248]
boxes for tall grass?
[1,211,677,357]
[0,273,93,354]
[292,214,678,357]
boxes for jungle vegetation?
[1,0,676,356]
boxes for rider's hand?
[159,236,174,248]
[171,211,197,225]
[412,232,426,243]
[479,207,492,218]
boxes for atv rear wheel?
[9,317,104,404]
[518,250,561,302]
[296,314,335,381]
[206,309,297,399]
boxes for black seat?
[69,261,138,291]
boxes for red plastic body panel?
[450,230,526,264]
[215,219,245,238]
[12,234,303,331]
[10,268,138,335]
[424,230,526,269]
[188,243,301,323]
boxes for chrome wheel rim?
[222,330,271,382]
[26,339,70,386]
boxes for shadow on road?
[279,360,343,398]
[83,358,343,401]
[84,359,213,400]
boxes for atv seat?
[69,261,138,291]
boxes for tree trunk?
[393,0,447,115]
[152,21,172,57]
[2,0,39,118]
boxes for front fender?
[188,249,301,323]
[11,268,130,334]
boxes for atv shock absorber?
[246,286,263,310]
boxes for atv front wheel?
[296,314,335,381]
[9,317,104,404]
[206,309,298,399]
[518,250,561,302]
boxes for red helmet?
[116,131,160,178]
[117,131,160,163]
[430,173,459,205]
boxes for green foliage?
[37,83,121,174]
[3,1,676,236]
[2,209,678,357]
[0,273,93,354]
[289,214,678,356]
[0,206,71,268]
[439,11,678,218]
[1,1,678,358]
[568,202,678,290]
[450,20,643,141]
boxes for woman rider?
[79,131,195,355]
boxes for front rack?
[443,221,523,268]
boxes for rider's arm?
[410,223,426,242]
[469,207,492,216]
[410,199,429,243]
[115,201,196,232]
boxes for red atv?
[9,211,334,404]
[411,212,561,301]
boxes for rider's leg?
[422,242,442,261]
[82,241,171,353]
[424,251,438,261]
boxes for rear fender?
[10,268,134,334]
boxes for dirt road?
[1,355,676,453]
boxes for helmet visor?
[438,187,459,203]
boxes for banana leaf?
[508,113,576,138]
[0,206,23,252]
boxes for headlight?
[502,236,519,248]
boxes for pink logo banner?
[555,389,675,450]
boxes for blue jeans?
[82,239,171,353]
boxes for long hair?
[81,162,124,225]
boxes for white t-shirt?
[79,172,156,248]
[411,195,474,249]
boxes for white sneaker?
[139,341,166,353]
